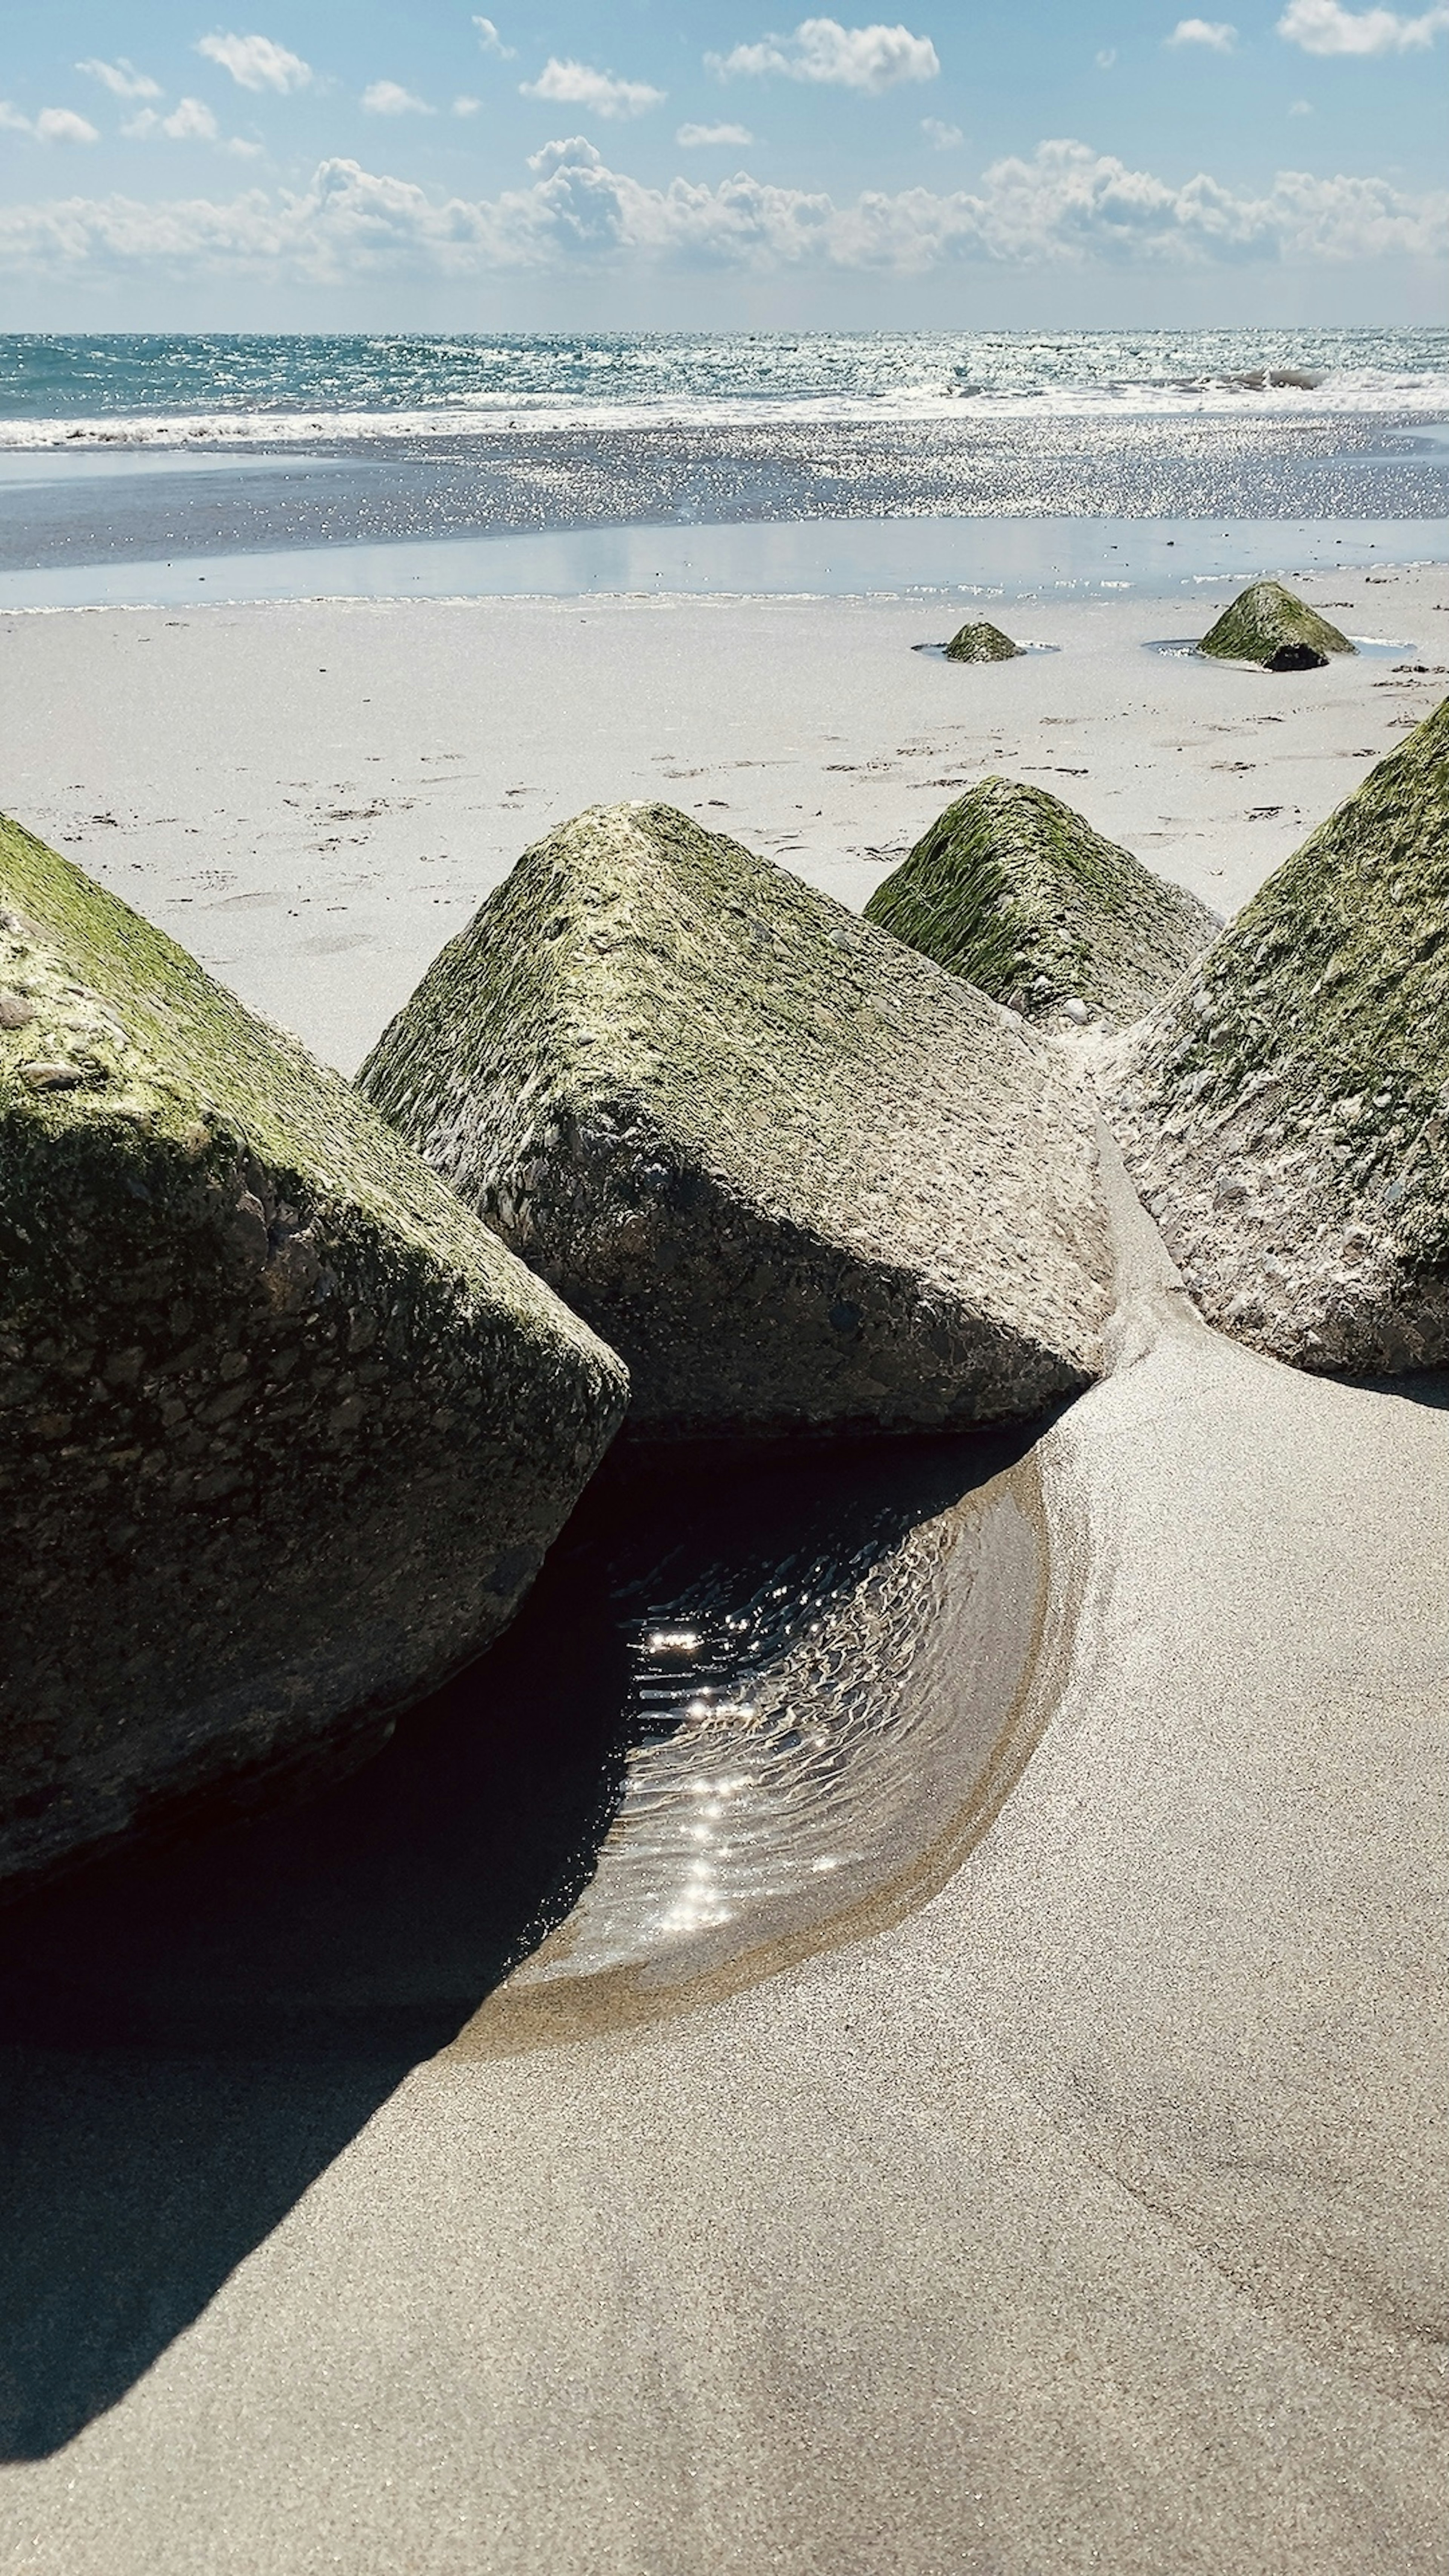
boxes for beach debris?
[1198,580,1354,670]
[942,620,1023,663]
[863,776,1218,1028]
[1111,694,1449,1372]
[0,815,628,1895]
[360,801,1109,1438]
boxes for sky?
[0,0,1444,328]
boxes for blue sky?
[0,2,1444,325]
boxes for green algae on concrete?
[1198,580,1354,671]
[1111,694,1449,1372]
[943,621,1022,663]
[360,801,1111,1439]
[864,776,1218,1029]
[0,816,629,1894]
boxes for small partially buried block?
[1111,695,1449,1373]
[0,817,628,1893]
[943,621,1023,663]
[1198,580,1354,672]
[864,777,1218,1029]
[360,801,1110,1439]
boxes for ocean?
[2,328,1446,609]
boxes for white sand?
[4,560,1446,1071]
[2,567,1446,2571]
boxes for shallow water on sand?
[0,1429,1048,2056]
[491,1432,1046,2015]
[3,509,1447,613]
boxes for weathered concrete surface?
[1111,697,1449,1371]
[360,801,1110,1436]
[0,816,628,1893]
[865,776,1218,1027]
[943,620,1022,662]
[1199,579,1354,670]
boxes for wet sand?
[1,576,1446,2570]
[0,1135,1443,2571]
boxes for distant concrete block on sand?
[1198,579,1354,672]
[866,776,1218,1029]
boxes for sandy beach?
[2,565,1447,2569]
[5,560,1447,1070]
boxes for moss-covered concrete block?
[1198,581,1354,671]
[360,802,1110,1438]
[0,818,628,1893]
[864,777,1218,1028]
[1111,696,1449,1372]
[943,621,1022,663]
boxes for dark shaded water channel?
[0,1422,1044,2457]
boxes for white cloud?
[33,108,101,145]
[362,81,432,116]
[454,95,483,116]
[708,18,940,90]
[921,115,963,146]
[1095,47,1118,66]
[677,120,756,145]
[196,33,312,93]
[0,103,31,131]
[520,60,666,118]
[0,140,1443,285]
[473,17,516,58]
[1278,0,1449,48]
[124,96,223,141]
[76,57,162,100]
[1168,18,1239,48]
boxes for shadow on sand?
[0,1425,1033,2461]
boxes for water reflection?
[494,1426,1046,2005]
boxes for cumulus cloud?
[0,139,1443,284]
[708,17,940,89]
[454,95,483,116]
[1278,0,1449,47]
[1168,18,1238,48]
[6,106,102,145]
[1095,45,1118,64]
[677,120,756,144]
[520,60,666,118]
[77,57,162,100]
[124,96,222,141]
[473,17,516,58]
[196,32,312,93]
[921,115,963,145]
[362,81,432,116]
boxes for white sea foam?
[2,368,1447,451]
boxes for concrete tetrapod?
[942,621,1023,663]
[0,816,629,1894]
[1111,695,1449,1371]
[359,802,1110,1439]
[865,776,1218,1028]
[1198,580,1354,672]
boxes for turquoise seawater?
[2,331,1446,605]
[1,327,1446,442]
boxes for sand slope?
[0,1143,1443,2574]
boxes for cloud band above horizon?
[0,137,1442,286]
